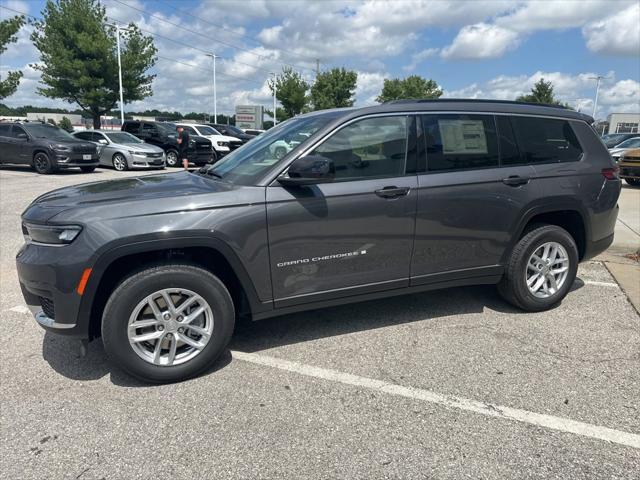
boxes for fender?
[76,231,273,334]
[501,196,591,264]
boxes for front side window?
[22,124,73,141]
[0,124,11,136]
[74,131,93,141]
[309,116,408,181]
[510,116,582,164]
[422,114,499,172]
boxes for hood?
[23,172,235,222]
[119,143,164,153]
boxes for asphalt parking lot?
[1,166,639,479]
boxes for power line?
[155,54,265,87]
[107,0,315,75]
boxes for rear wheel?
[625,178,640,187]
[102,265,235,383]
[112,153,128,171]
[166,149,179,167]
[33,152,55,174]
[498,225,578,311]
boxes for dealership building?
[606,113,639,134]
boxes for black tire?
[498,224,578,312]
[80,166,96,173]
[625,178,640,187]
[112,153,128,171]
[33,152,55,174]
[166,149,179,167]
[102,264,235,383]
[274,147,287,159]
[210,149,218,164]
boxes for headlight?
[22,223,82,245]
[128,150,137,154]
[217,141,229,147]
[51,144,71,151]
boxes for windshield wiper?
[196,167,224,179]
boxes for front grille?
[72,146,95,154]
[228,142,242,151]
[145,152,163,158]
[39,296,55,319]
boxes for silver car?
[73,130,166,171]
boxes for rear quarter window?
[510,116,583,164]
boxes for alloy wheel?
[113,154,127,171]
[525,241,570,299]
[127,288,214,366]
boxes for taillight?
[601,166,619,180]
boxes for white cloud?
[403,48,439,72]
[355,71,387,105]
[441,23,520,59]
[583,3,640,56]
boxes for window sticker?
[438,120,488,154]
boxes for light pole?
[205,53,217,124]
[270,72,277,126]
[106,23,131,125]
[588,75,609,119]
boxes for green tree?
[268,67,309,119]
[58,116,73,132]
[376,75,442,103]
[31,0,157,128]
[309,67,357,110]
[0,15,26,99]
[516,78,562,105]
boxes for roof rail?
[384,98,571,110]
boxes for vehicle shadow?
[41,280,586,386]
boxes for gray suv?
[16,100,621,383]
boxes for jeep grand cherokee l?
[0,122,99,174]
[17,100,621,383]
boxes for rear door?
[266,115,418,306]
[0,124,12,163]
[411,113,537,283]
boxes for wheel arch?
[79,236,269,339]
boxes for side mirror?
[278,155,335,186]
[17,133,28,140]
[98,139,108,145]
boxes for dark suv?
[208,123,256,144]
[17,100,621,383]
[122,120,214,167]
[0,122,99,174]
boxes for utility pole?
[271,72,277,126]
[588,75,609,119]
[205,53,217,124]
[316,58,320,76]
[106,23,132,125]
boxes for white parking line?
[8,305,30,314]
[231,350,640,450]
[583,280,620,288]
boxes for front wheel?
[33,152,55,174]
[498,225,578,311]
[112,153,128,171]
[166,150,179,167]
[625,178,640,187]
[102,265,235,383]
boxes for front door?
[266,115,418,307]
[411,113,538,283]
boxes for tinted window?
[182,126,197,134]
[123,122,139,133]
[142,123,157,132]
[310,116,408,181]
[510,116,582,164]
[12,126,27,138]
[0,124,11,137]
[496,116,523,166]
[422,114,498,172]
[74,132,94,141]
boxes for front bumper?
[129,152,165,168]
[54,152,99,168]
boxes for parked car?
[617,148,640,186]
[608,137,640,162]
[208,123,255,144]
[122,120,213,167]
[73,130,166,171]
[601,133,638,148]
[0,122,98,174]
[269,132,311,159]
[17,99,621,383]
[174,123,242,160]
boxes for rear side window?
[123,122,139,133]
[510,116,583,164]
[74,131,93,141]
[421,114,499,172]
[0,124,10,137]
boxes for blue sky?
[1,0,639,120]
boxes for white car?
[608,137,640,162]
[174,123,242,161]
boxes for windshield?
[223,125,244,135]
[105,132,143,144]
[196,125,219,136]
[157,122,177,134]
[200,111,344,185]
[23,123,74,141]
[615,138,640,148]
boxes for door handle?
[374,186,410,198]
[502,175,530,186]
